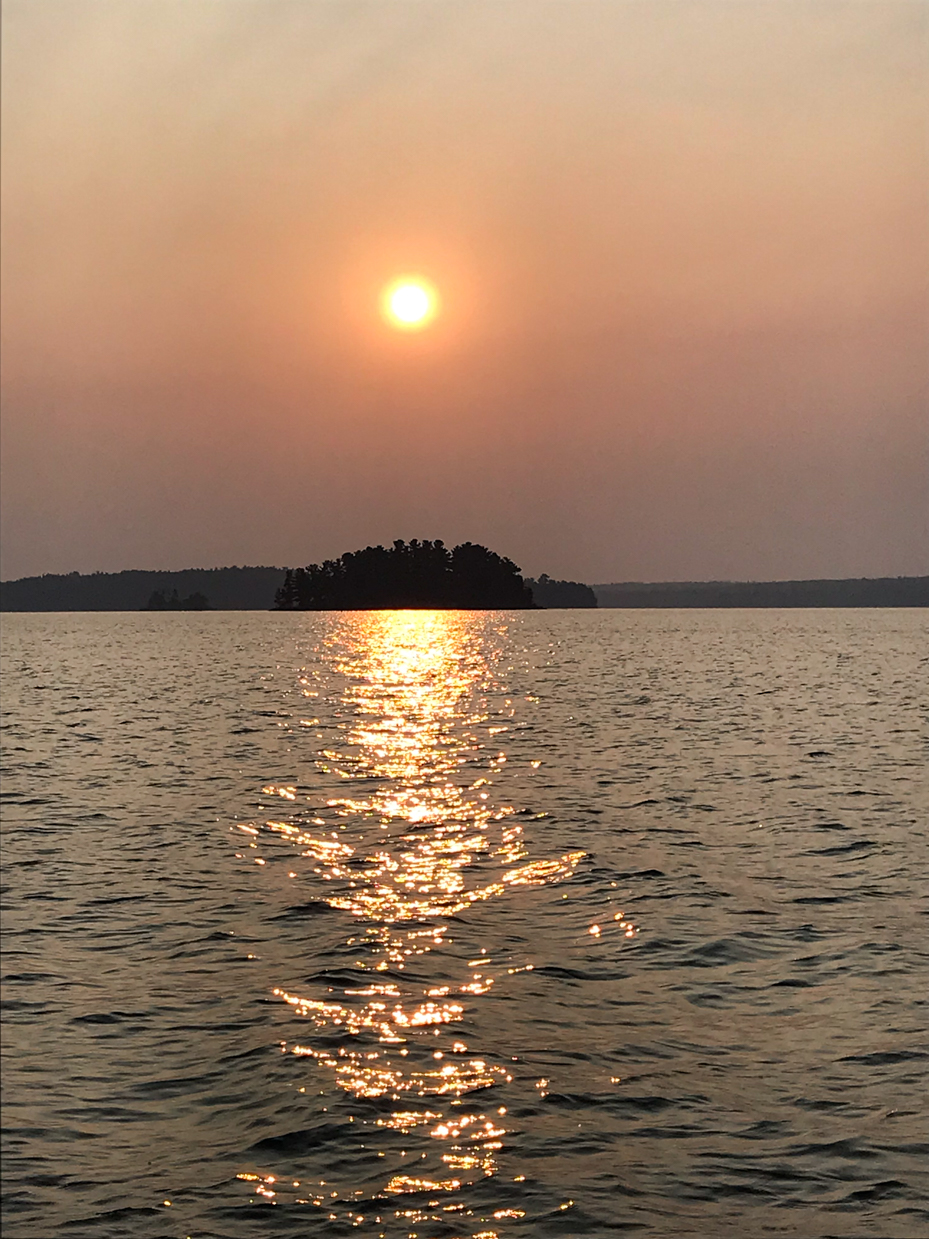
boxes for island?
[275,540,535,609]
[524,574,598,608]
[144,588,213,611]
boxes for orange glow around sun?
[382,277,439,331]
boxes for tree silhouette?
[523,575,597,607]
[144,588,213,611]
[274,540,535,610]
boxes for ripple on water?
[1,608,927,1238]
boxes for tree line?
[524,574,597,608]
[595,578,929,607]
[0,567,286,611]
[144,588,213,611]
[275,540,535,610]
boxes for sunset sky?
[2,0,926,583]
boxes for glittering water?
[2,610,927,1239]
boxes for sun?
[382,277,438,331]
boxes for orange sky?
[2,0,926,581]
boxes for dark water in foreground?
[2,610,927,1239]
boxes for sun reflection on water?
[234,612,635,1233]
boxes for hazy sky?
[2,0,926,583]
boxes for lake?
[2,610,927,1238]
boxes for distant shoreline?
[0,568,926,610]
[594,578,928,608]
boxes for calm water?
[2,610,927,1239]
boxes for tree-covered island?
[524,574,597,608]
[274,540,535,609]
[144,588,213,611]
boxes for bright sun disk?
[383,278,437,330]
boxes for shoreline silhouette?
[0,567,925,611]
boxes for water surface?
[2,610,927,1238]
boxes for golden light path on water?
[233,612,637,1236]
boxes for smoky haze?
[2,0,927,583]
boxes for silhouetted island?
[275,540,534,609]
[144,588,213,611]
[525,574,598,608]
